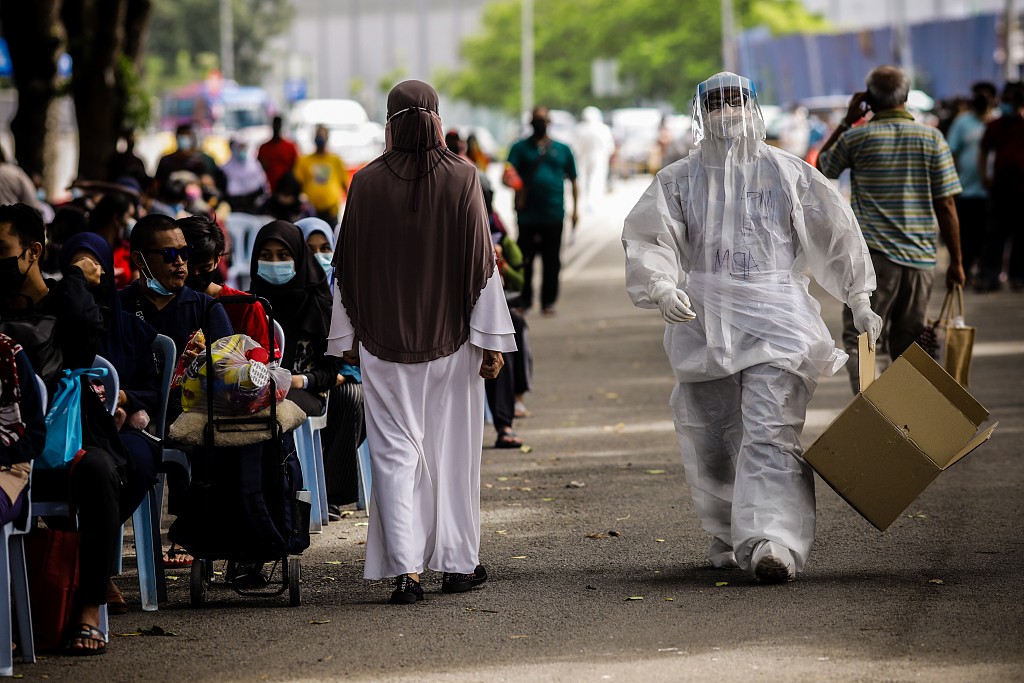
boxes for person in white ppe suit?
[574,106,615,212]
[622,72,882,583]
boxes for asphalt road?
[27,177,1024,683]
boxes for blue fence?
[738,13,1005,105]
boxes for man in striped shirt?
[817,65,965,392]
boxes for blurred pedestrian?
[154,123,223,201]
[947,82,997,284]
[293,125,349,227]
[508,106,578,316]
[107,128,150,190]
[817,65,964,392]
[623,71,880,583]
[258,115,300,193]
[327,80,515,604]
[978,82,1024,291]
[0,146,38,207]
[221,139,268,213]
[573,106,615,212]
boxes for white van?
[287,99,385,170]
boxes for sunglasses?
[705,91,747,111]
[145,246,192,263]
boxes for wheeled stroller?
[167,296,311,606]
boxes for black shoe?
[389,575,424,604]
[229,561,269,589]
[441,564,488,593]
[327,504,342,522]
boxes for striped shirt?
[818,109,962,269]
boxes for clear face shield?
[691,72,766,144]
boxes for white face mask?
[708,104,749,139]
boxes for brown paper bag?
[917,285,975,386]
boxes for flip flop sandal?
[163,546,193,569]
[495,432,524,449]
[65,623,107,656]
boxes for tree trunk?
[63,0,127,180]
[0,0,64,178]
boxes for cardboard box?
[804,336,997,531]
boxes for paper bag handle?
[858,332,876,392]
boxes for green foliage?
[443,0,828,114]
[118,54,153,130]
[146,0,294,89]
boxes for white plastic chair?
[0,377,44,676]
[226,213,272,290]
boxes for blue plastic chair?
[356,439,373,511]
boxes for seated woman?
[296,217,365,515]
[249,221,340,417]
[0,333,44,527]
[59,233,164,611]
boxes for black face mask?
[186,269,218,292]
[0,253,28,293]
[531,120,548,138]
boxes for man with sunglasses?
[623,72,880,583]
[119,214,232,396]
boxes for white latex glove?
[650,279,696,324]
[849,292,882,351]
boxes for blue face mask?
[258,260,296,285]
[139,255,175,297]
[177,135,193,152]
[315,252,334,275]
[1001,103,1016,117]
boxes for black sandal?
[495,431,524,449]
[65,622,107,656]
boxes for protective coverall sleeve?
[622,173,686,308]
[790,163,875,303]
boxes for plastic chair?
[225,213,271,290]
[355,439,373,511]
[31,360,120,642]
[0,377,44,676]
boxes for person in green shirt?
[507,106,578,316]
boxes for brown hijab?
[336,80,495,364]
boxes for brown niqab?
[336,80,495,364]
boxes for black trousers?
[955,196,989,278]
[517,220,564,310]
[321,382,365,506]
[980,186,1024,285]
[34,447,144,606]
[484,306,527,434]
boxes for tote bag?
[38,367,108,470]
[918,285,975,387]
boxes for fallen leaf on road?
[655,539,666,543]
[604,392,620,399]
[495,529,508,535]
[509,635,529,639]
[354,522,368,527]
[309,620,331,625]
[520,445,533,453]
[484,483,494,489]
[567,481,586,488]
[323,577,336,581]
[608,530,621,537]
[511,555,527,559]
[658,647,679,651]
[166,575,179,581]
[497,477,509,482]
[615,513,631,521]
[586,585,597,590]
[664,598,674,602]
[715,582,729,587]
[626,596,644,601]
[542,497,555,502]
[586,533,609,539]
[644,469,667,475]
[113,632,142,637]
[518,487,532,492]
[928,578,944,585]
[324,561,343,565]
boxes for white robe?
[327,268,516,579]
